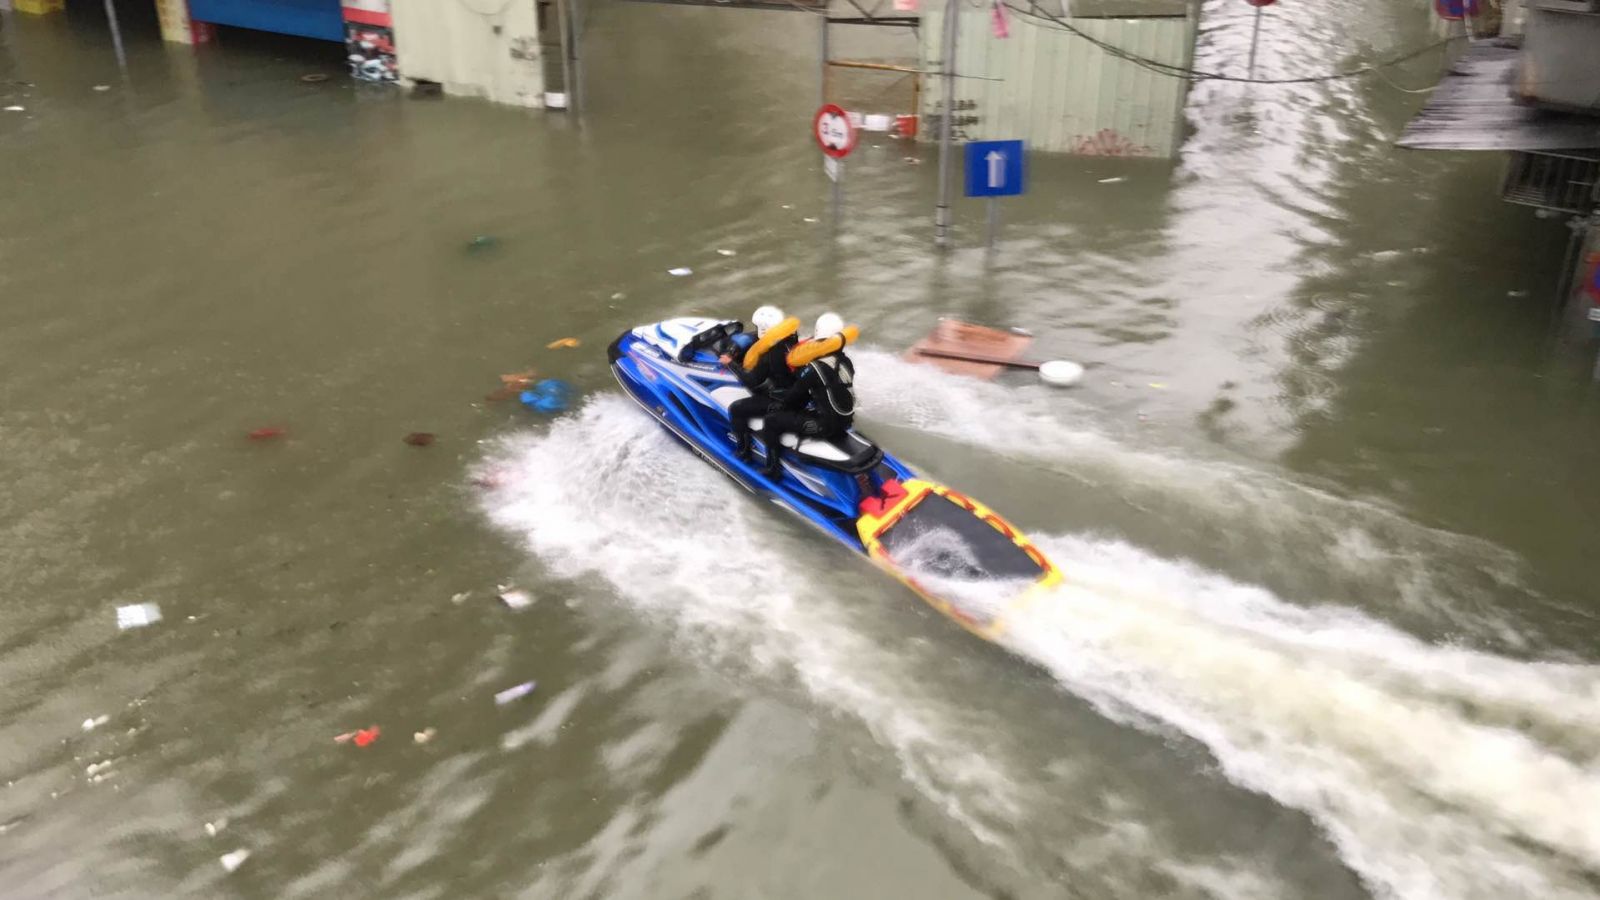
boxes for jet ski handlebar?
[677,321,744,363]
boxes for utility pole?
[934,0,959,248]
[567,0,584,112]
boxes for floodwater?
[3,2,1598,899]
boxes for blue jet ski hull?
[607,318,915,550]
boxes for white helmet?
[752,305,785,337]
[814,312,844,341]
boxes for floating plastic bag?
[519,379,574,414]
[220,849,251,873]
[116,604,163,630]
[494,681,537,705]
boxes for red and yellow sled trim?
[856,479,1062,641]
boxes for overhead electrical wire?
[997,1,1466,86]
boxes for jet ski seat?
[788,431,883,473]
[747,417,883,473]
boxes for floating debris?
[497,587,533,610]
[3,106,24,113]
[1039,360,1085,388]
[519,379,574,414]
[802,217,819,224]
[903,157,922,165]
[610,292,626,301]
[300,73,329,83]
[82,715,109,732]
[546,337,581,350]
[715,248,737,257]
[93,85,111,92]
[466,235,499,253]
[334,726,381,747]
[219,849,251,873]
[1148,382,1167,389]
[246,426,285,441]
[781,204,795,210]
[667,267,693,277]
[413,728,437,744]
[449,591,471,605]
[86,761,114,777]
[1098,177,1127,184]
[116,603,163,630]
[494,681,537,706]
[402,432,436,447]
[205,818,228,837]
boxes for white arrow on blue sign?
[964,140,1025,198]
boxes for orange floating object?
[352,726,380,748]
[546,337,581,350]
[247,427,286,441]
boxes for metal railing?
[1501,150,1600,214]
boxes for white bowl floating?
[1038,360,1085,388]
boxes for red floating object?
[247,427,286,441]
[403,432,436,447]
[353,726,380,748]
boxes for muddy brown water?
[3,4,1598,899]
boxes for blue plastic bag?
[520,379,574,414]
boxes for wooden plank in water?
[905,319,1033,380]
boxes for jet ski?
[608,317,1062,640]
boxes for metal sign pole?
[934,0,959,248]
[832,159,843,230]
[986,196,998,252]
[819,8,829,106]
[104,0,128,73]
[1246,5,1263,80]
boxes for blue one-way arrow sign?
[964,140,1025,198]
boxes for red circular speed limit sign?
[813,104,857,159]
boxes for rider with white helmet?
[756,311,858,478]
[752,304,785,337]
[723,305,802,464]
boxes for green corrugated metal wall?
[921,4,1196,158]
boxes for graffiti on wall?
[1072,129,1154,158]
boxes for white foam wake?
[1004,534,1600,900]
[475,396,1020,844]
[852,348,1544,646]
[476,395,1600,900]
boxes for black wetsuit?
[760,351,855,475]
[728,334,799,459]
